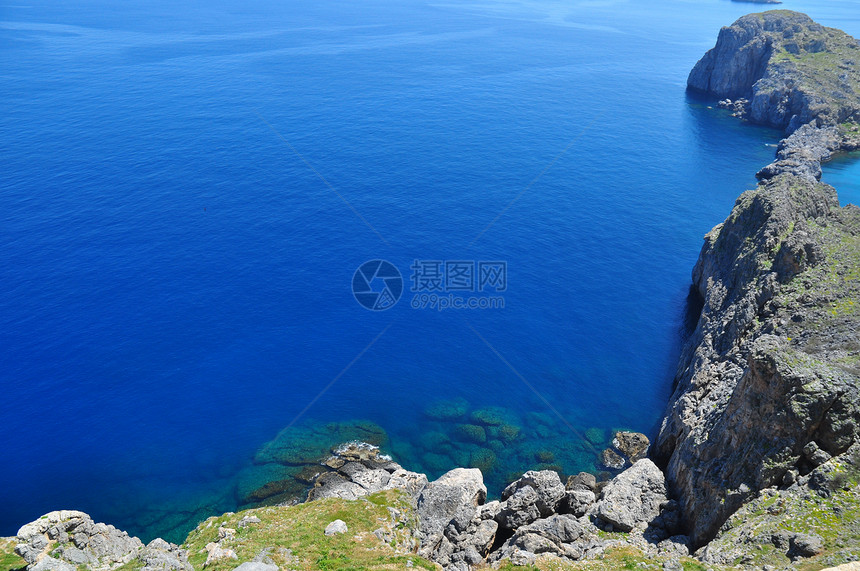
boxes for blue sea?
[2,0,860,544]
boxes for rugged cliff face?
[658,9,860,549]
[655,169,860,546]
[5,10,860,571]
[687,10,860,131]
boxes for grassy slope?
[706,481,860,569]
[181,490,435,571]
[766,14,860,124]
[0,538,25,571]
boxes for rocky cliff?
[687,10,860,131]
[4,10,860,571]
[657,9,860,550]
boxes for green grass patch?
[182,490,433,571]
[0,539,25,571]
[493,547,724,571]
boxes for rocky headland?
[3,9,860,571]
[687,10,860,132]
[655,8,860,557]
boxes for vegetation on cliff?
[688,10,860,131]
[183,490,431,571]
[0,539,24,571]
[659,8,860,556]
[4,9,860,571]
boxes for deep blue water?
[3,0,860,543]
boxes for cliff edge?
[687,10,860,132]
[4,10,860,571]
[657,9,860,550]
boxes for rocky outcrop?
[140,539,192,571]
[593,459,670,533]
[495,470,566,529]
[415,468,487,558]
[756,123,843,182]
[490,514,597,564]
[655,164,860,545]
[688,10,860,132]
[599,431,650,471]
[15,511,189,571]
[659,11,860,550]
[236,421,390,507]
[295,439,688,569]
[306,442,427,502]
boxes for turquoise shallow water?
[2,0,859,543]
[824,151,860,207]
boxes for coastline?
[4,8,860,571]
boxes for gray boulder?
[233,564,278,571]
[565,472,597,492]
[593,460,668,532]
[492,514,594,562]
[433,516,498,568]
[496,471,565,530]
[237,516,261,528]
[657,535,691,558]
[612,432,650,463]
[204,544,237,567]
[599,432,651,471]
[600,449,626,470]
[416,468,487,558]
[139,538,192,571]
[324,520,348,536]
[30,559,75,571]
[788,532,824,559]
[563,489,596,517]
[16,511,143,571]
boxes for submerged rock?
[424,398,469,421]
[453,424,487,444]
[469,407,509,426]
[467,448,497,473]
[584,427,606,446]
[253,421,388,466]
[496,424,521,443]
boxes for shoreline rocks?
[8,10,860,571]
